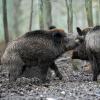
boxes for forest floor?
[0,52,100,100]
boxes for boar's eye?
[77,27,83,36]
[76,35,85,43]
[52,32,62,44]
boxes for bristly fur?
[72,26,100,81]
[1,29,69,83]
[23,29,66,38]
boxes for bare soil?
[0,52,100,100]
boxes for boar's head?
[72,27,92,60]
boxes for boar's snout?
[64,37,80,51]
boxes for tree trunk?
[65,0,73,33]
[13,0,22,35]
[99,0,100,10]
[43,0,52,29]
[39,0,44,29]
[39,0,52,29]
[2,0,9,44]
[95,1,99,25]
[85,0,93,27]
[99,0,100,23]
[29,0,33,31]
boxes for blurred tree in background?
[65,0,73,33]
[85,0,93,26]
[43,0,52,29]
[39,0,52,29]
[39,0,44,29]
[2,0,9,44]
[13,0,22,36]
[29,0,33,31]
[0,0,100,44]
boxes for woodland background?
[0,0,100,44]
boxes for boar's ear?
[77,27,83,36]
[52,32,62,44]
[49,25,56,30]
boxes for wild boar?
[72,26,100,81]
[1,29,79,83]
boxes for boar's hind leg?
[50,62,63,80]
[90,55,99,81]
[93,70,99,81]
[92,62,99,81]
[9,54,24,82]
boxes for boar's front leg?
[8,54,25,82]
[50,62,63,80]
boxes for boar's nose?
[63,37,80,51]
[64,37,69,43]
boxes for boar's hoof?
[56,72,63,80]
[9,73,17,82]
[93,76,97,81]
[42,79,50,84]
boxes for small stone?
[40,94,45,100]
[60,91,66,95]
[20,91,24,96]
[11,93,15,96]
[46,98,56,100]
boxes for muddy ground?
[0,52,100,100]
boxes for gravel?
[0,52,100,100]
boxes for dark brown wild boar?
[1,29,79,83]
[72,26,100,81]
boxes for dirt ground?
[0,52,100,100]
